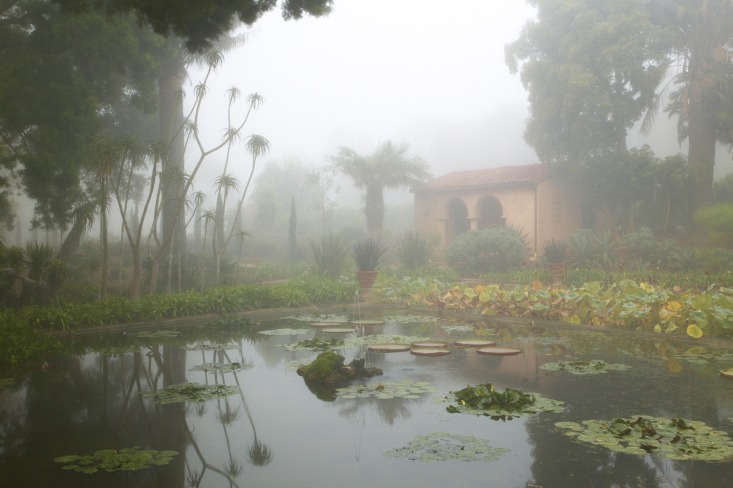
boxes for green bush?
[695,204,733,247]
[397,232,431,269]
[445,227,528,275]
[353,238,387,271]
[543,240,567,263]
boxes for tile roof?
[418,164,548,192]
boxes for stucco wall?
[415,179,584,255]
[536,178,583,252]
[415,185,538,252]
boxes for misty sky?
[187,0,537,198]
[186,0,730,205]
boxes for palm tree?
[331,141,429,237]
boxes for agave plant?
[353,238,387,271]
[311,234,348,277]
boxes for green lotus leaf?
[386,432,509,462]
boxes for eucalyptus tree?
[331,141,429,237]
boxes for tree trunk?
[58,217,86,261]
[100,193,108,301]
[130,247,142,299]
[159,53,187,289]
[364,185,384,238]
[149,255,160,296]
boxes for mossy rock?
[296,352,382,401]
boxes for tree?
[0,0,161,228]
[331,141,429,237]
[506,0,670,167]
[650,0,733,212]
[56,0,333,52]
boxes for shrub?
[353,238,386,271]
[445,227,528,275]
[695,204,733,247]
[397,232,431,269]
[544,240,567,263]
[311,234,348,277]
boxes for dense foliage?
[397,232,431,270]
[445,227,528,275]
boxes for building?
[413,163,584,255]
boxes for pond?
[2,310,733,487]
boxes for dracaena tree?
[331,141,429,237]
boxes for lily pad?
[336,381,434,400]
[54,447,178,473]
[320,328,355,334]
[343,334,429,348]
[351,320,385,326]
[258,328,310,336]
[720,368,733,379]
[445,383,564,419]
[135,329,181,339]
[282,338,343,352]
[141,383,238,404]
[385,314,440,324]
[310,321,349,328]
[189,362,247,373]
[411,348,451,357]
[283,313,350,323]
[386,432,509,462]
[368,344,411,352]
[412,341,448,348]
[541,360,630,375]
[556,416,733,461]
[476,347,522,356]
[455,339,496,347]
[440,325,476,333]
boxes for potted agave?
[544,240,567,285]
[353,238,386,295]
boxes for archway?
[446,198,470,242]
[477,195,504,229]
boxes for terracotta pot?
[357,270,378,290]
[546,262,566,284]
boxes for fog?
[186,0,538,206]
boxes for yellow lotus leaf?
[478,292,491,303]
[658,308,673,321]
[640,282,654,292]
[653,324,662,333]
[531,280,543,290]
[664,323,678,334]
[464,288,477,299]
[666,301,682,312]
[686,346,706,355]
[568,315,581,325]
[666,359,683,374]
[686,324,703,339]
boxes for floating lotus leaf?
[368,344,411,352]
[258,328,310,336]
[411,348,451,357]
[351,320,385,326]
[672,347,733,366]
[135,330,181,339]
[54,447,178,473]
[385,314,439,324]
[343,334,429,348]
[283,313,350,323]
[440,325,476,334]
[556,416,733,461]
[282,338,343,352]
[336,381,434,400]
[476,347,522,356]
[142,383,238,404]
[189,362,247,373]
[686,324,704,339]
[320,327,355,334]
[187,343,238,351]
[412,341,448,348]
[455,339,495,347]
[310,321,349,328]
[541,360,630,375]
[445,383,564,420]
[720,368,733,379]
[386,432,509,462]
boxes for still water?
[2,311,733,487]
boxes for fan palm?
[331,141,429,236]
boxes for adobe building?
[413,164,584,256]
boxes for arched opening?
[446,198,470,242]
[477,195,504,229]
